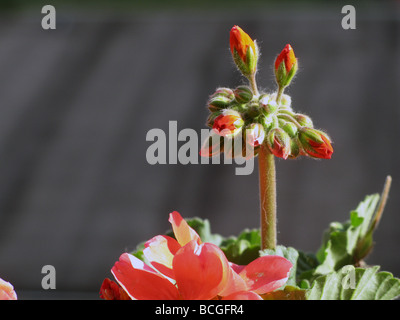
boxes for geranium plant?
[100,26,400,300]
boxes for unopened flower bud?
[259,95,278,115]
[211,87,235,100]
[274,44,298,88]
[208,88,234,112]
[269,93,292,109]
[234,86,253,104]
[230,25,258,77]
[298,127,333,159]
[279,94,292,108]
[206,111,221,128]
[280,121,298,138]
[295,114,313,127]
[213,109,244,137]
[262,114,279,131]
[288,138,301,159]
[266,127,291,159]
[245,123,265,147]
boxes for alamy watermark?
[146,121,255,175]
[41,265,56,290]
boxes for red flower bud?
[266,128,291,159]
[229,25,258,76]
[298,127,333,159]
[275,44,296,73]
[274,44,298,88]
[213,110,244,137]
[245,123,265,147]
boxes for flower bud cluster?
[205,88,333,160]
[201,25,333,161]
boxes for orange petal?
[173,241,229,300]
[143,235,181,279]
[111,253,180,300]
[169,211,201,246]
[238,255,292,294]
[222,291,263,300]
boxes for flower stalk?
[258,145,277,250]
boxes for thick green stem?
[258,144,277,250]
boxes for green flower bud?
[244,101,261,119]
[208,88,234,112]
[259,94,278,115]
[279,94,292,108]
[281,121,298,138]
[262,114,278,131]
[295,114,313,127]
[288,138,301,159]
[211,87,235,100]
[234,85,253,104]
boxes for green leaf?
[185,217,224,246]
[185,218,263,265]
[220,229,261,265]
[315,194,380,275]
[306,265,400,300]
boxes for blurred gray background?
[0,0,399,299]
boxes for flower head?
[229,26,258,77]
[102,212,292,300]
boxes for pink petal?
[111,253,180,300]
[169,211,201,246]
[0,278,17,300]
[143,235,181,279]
[222,291,263,300]
[229,262,246,274]
[238,255,292,294]
[173,241,229,300]
[218,265,247,297]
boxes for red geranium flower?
[101,212,292,300]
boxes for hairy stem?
[275,85,285,104]
[248,73,259,97]
[258,144,277,250]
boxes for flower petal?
[143,235,181,279]
[0,278,17,300]
[238,255,292,294]
[169,211,201,246]
[218,264,247,297]
[222,291,263,300]
[111,253,180,300]
[173,241,229,300]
